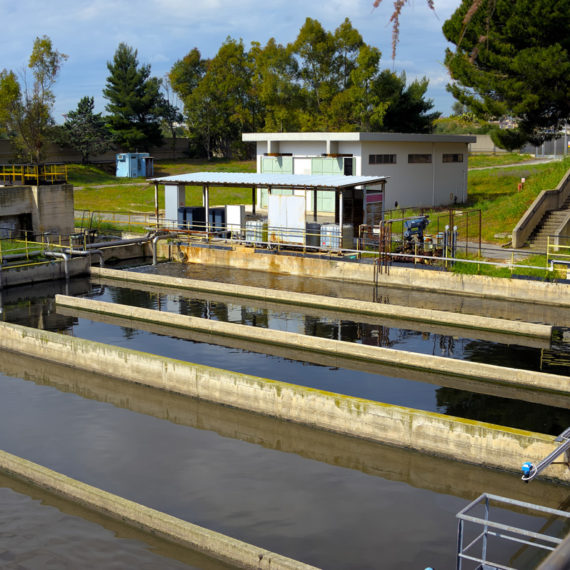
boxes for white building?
[242,132,476,211]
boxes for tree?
[0,36,67,163]
[443,0,570,145]
[159,76,184,158]
[103,43,163,151]
[57,96,112,164]
[248,38,302,132]
[377,72,440,133]
[185,38,254,158]
[169,48,206,101]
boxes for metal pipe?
[152,232,183,266]
[85,235,154,249]
[64,248,104,268]
[44,251,70,281]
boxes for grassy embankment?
[71,159,256,213]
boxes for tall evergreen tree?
[443,0,570,144]
[103,43,163,151]
[58,96,112,164]
[377,72,440,133]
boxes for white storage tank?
[320,224,354,250]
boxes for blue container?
[186,207,205,230]
[208,207,226,230]
[116,153,153,178]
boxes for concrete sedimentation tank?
[2,252,570,567]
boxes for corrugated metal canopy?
[149,172,388,189]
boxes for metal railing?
[0,163,68,185]
[457,493,570,570]
[547,236,570,271]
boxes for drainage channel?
[85,282,563,373]
[1,278,566,432]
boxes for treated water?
[0,265,569,568]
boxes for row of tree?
[0,18,440,163]
[2,2,569,163]
[169,18,439,158]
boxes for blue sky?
[1,0,461,123]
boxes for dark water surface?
[0,266,569,568]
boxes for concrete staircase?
[527,195,570,251]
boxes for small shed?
[116,153,154,178]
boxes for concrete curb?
[90,266,552,339]
[176,244,570,308]
[0,449,317,570]
[56,294,569,395]
[0,321,567,481]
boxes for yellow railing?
[0,163,68,185]
[546,236,570,270]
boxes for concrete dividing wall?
[177,244,570,307]
[0,449,316,570]
[56,303,568,409]
[4,348,565,510]
[0,320,566,481]
[0,257,90,288]
[90,267,552,339]
[56,294,569,396]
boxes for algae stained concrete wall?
[178,244,570,307]
[0,320,568,483]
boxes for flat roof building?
[243,132,476,211]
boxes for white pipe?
[152,233,184,265]
[44,251,70,281]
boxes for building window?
[369,154,396,165]
[443,153,464,163]
[344,157,353,175]
[408,154,432,164]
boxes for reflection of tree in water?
[435,335,455,358]
[108,287,158,339]
[109,287,158,311]
[435,388,570,436]
[462,340,543,371]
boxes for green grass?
[73,158,256,213]
[72,155,570,251]
[466,157,570,242]
[451,252,563,280]
[468,153,533,168]
[68,164,145,186]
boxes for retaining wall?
[55,295,569,396]
[0,256,90,288]
[178,244,570,307]
[0,320,567,481]
[90,267,551,339]
[0,449,315,570]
